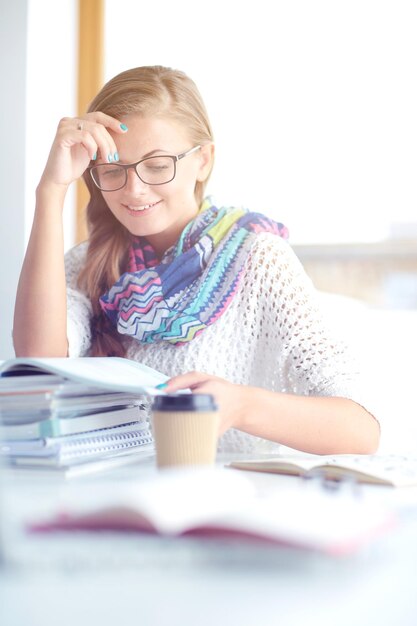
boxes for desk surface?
[1,454,417,626]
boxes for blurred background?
[1,0,417,358]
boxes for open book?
[0,356,168,395]
[29,467,394,556]
[229,454,417,487]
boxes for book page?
[0,357,168,394]
[230,454,417,487]
[31,468,255,533]
[230,455,326,474]
[315,455,417,486]
[28,467,394,555]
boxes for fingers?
[163,371,217,392]
[78,113,128,163]
[57,113,128,164]
[74,129,99,162]
[89,111,129,135]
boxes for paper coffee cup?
[151,394,219,468]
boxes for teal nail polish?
[92,152,97,160]
[108,154,113,162]
[156,383,168,390]
[120,123,128,131]
[114,152,119,161]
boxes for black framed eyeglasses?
[88,145,201,192]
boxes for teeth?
[128,203,154,212]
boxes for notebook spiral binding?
[59,429,154,461]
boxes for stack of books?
[0,357,168,474]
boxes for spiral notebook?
[6,423,154,468]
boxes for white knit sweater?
[65,233,374,454]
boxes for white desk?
[1,454,417,626]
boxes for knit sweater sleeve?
[64,242,93,357]
[244,234,378,419]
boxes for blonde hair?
[78,66,214,356]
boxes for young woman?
[13,65,380,455]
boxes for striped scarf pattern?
[100,198,289,345]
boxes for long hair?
[77,66,214,356]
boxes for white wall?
[25,0,77,249]
[0,0,76,359]
[0,0,29,359]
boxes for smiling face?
[101,115,213,257]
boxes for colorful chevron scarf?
[99,197,289,345]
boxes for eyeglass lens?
[91,156,175,191]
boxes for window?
[104,0,417,245]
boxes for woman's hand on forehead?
[74,112,129,164]
[40,112,129,189]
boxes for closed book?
[0,404,146,439]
